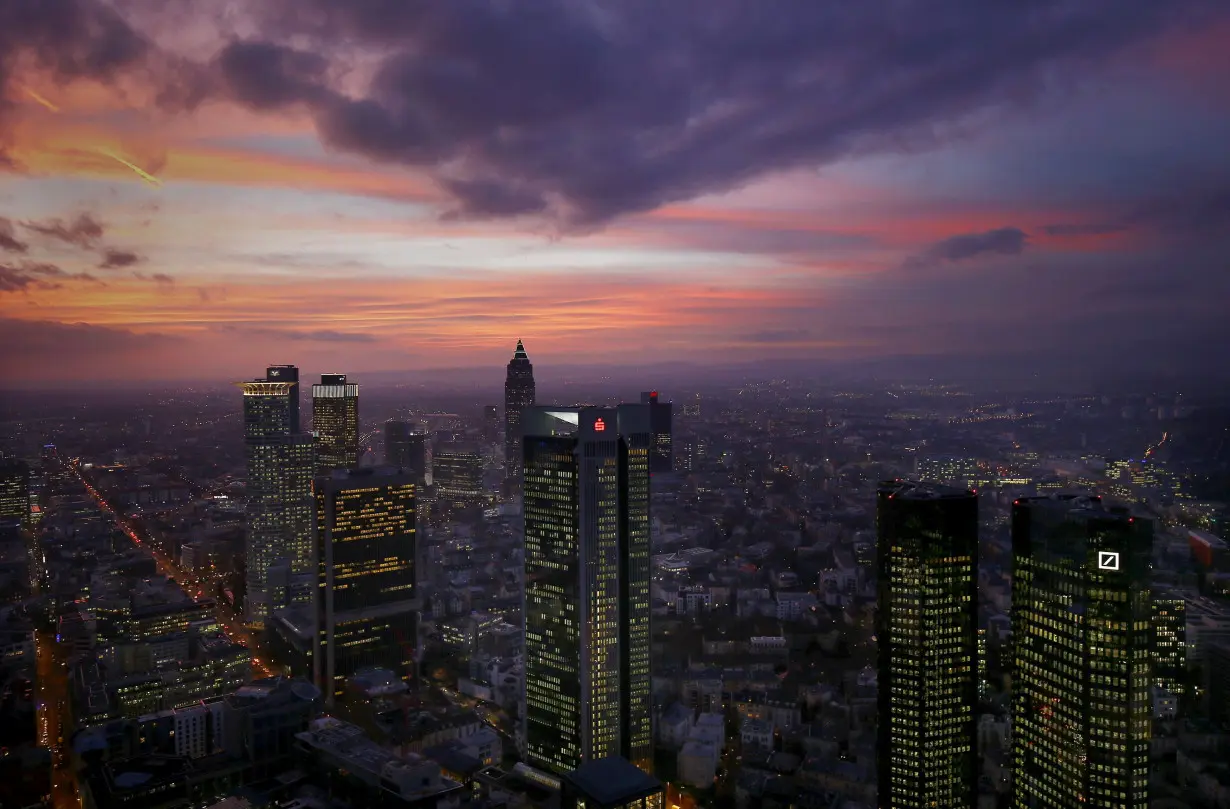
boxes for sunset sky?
[2,1,1229,387]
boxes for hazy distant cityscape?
[1,343,1228,809]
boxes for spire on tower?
[513,339,529,360]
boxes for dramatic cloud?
[0,261,99,293]
[203,0,1220,227]
[905,227,1029,268]
[22,213,104,249]
[0,218,27,253]
[99,249,144,269]
[6,1,1217,226]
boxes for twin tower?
[877,482,1152,809]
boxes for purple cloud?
[22,213,104,249]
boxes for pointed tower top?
[513,339,528,360]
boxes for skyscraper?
[639,392,673,474]
[238,366,314,627]
[242,366,300,438]
[504,339,536,482]
[432,447,485,508]
[875,480,979,809]
[521,405,652,775]
[0,457,30,528]
[1011,495,1152,809]
[311,374,360,475]
[384,421,427,485]
[314,468,418,701]
[1152,592,1186,698]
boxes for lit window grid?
[1010,506,1152,809]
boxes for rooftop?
[563,756,662,805]
[878,479,975,501]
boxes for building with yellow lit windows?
[313,467,418,702]
[0,457,29,528]
[311,374,360,476]
[1010,495,1152,809]
[875,480,979,809]
[237,365,315,627]
[521,405,653,776]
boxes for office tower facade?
[1011,495,1152,809]
[312,374,360,475]
[875,480,979,809]
[255,365,301,432]
[314,468,418,700]
[639,392,673,474]
[521,406,652,775]
[504,339,536,482]
[0,457,30,528]
[1152,594,1187,697]
[432,448,485,508]
[385,421,427,484]
[238,366,314,627]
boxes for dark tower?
[876,480,979,809]
[384,421,427,485]
[521,406,653,776]
[504,339,536,482]
[311,374,360,476]
[639,391,673,474]
[483,406,500,443]
[1010,495,1152,809]
[314,468,418,702]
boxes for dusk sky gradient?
[2,0,1229,387]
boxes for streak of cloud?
[22,213,104,249]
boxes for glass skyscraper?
[314,467,418,701]
[238,366,314,627]
[1011,495,1152,809]
[504,339,536,482]
[432,447,485,508]
[0,457,30,528]
[875,480,979,809]
[521,405,652,776]
[639,392,673,475]
[384,420,427,485]
[311,374,360,476]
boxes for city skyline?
[1,2,1229,386]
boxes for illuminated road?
[36,630,80,809]
[73,464,275,679]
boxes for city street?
[74,464,275,679]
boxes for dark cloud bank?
[2,0,1225,228]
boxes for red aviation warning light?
[593,418,606,432]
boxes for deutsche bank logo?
[1097,551,1120,571]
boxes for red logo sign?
[593,418,606,432]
